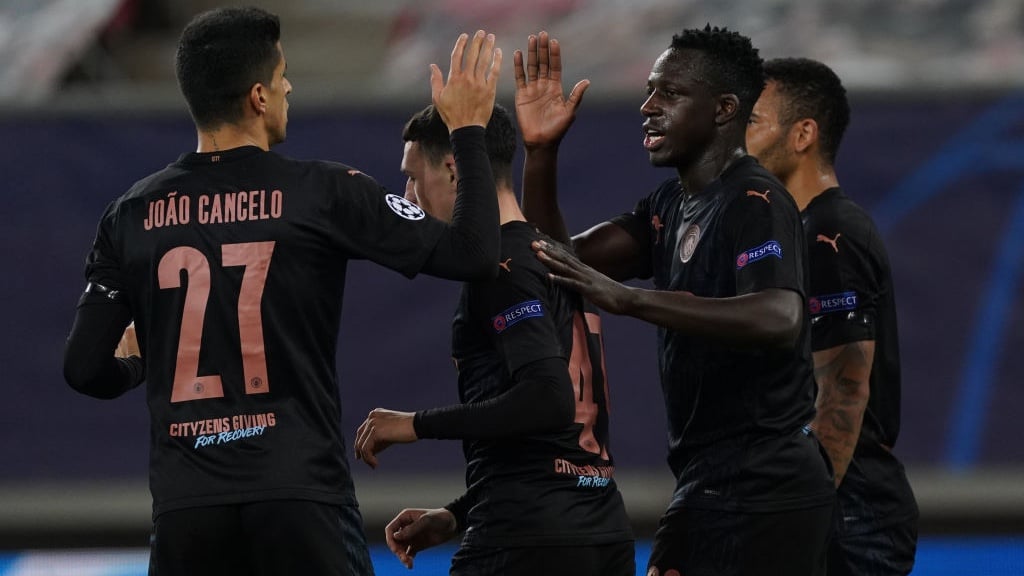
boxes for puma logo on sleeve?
[816,233,841,253]
[746,189,771,203]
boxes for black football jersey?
[450,222,633,547]
[612,156,834,512]
[85,145,452,517]
[804,186,917,524]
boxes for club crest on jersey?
[492,299,544,333]
[385,193,426,221]
[809,291,858,314]
[679,224,701,263]
[736,240,782,269]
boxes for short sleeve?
[327,167,449,278]
[84,201,128,290]
[806,221,878,350]
[469,266,563,377]
[723,184,804,297]
[609,195,653,248]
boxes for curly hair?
[402,104,516,187]
[763,58,850,165]
[670,25,765,120]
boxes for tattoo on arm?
[811,339,875,487]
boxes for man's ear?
[248,83,267,116]
[792,118,818,154]
[445,154,457,184]
[715,93,740,125]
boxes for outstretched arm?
[515,31,589,246]
[514,32,645,280]
[533,239,803,348]
[810,341,873,486]
[420,31,503,280]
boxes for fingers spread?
[487,47,503,88]
[568,79,591,108]
[526,34,539,82]
[513,50,526,88]
[448,33,469,77]
[429,63,443,103]
[537,31,550,78]
[548,37,561,80]
[463,30,485,77]
[475,32,495,78]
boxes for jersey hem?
[460,528,634,548]
[152,488,357,519]
[669,492,836,514]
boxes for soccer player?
[62,7,503,576]
[746,57,918,576]
[353,103,634,575]
[518,28,836,575]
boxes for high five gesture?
[430,30,503,131]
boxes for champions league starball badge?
[385,193,426,221]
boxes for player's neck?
[677,144,746,195]
[196,122,270,153]
[498,187,525,225]
[789,160,839,211]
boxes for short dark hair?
[402,104,516,186]
[175,7,281,129]
[763,58,850,165]
[670,25,765,121]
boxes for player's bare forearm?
[810,340,874,486]
[521,146,571,244]
[532,225,647,282]
[625,287,803,347]
[533,239,800,343]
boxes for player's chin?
[647,149,674,167]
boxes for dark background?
[2,93,1023,526]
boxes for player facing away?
[517,28,836,576]
[353,103,634,576]
[62,7,504,576]
[747,57,918,576]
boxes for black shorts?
[149,500,373,576]
[450,541,634,576]
[647,504,834,576]
[827,515,917,576]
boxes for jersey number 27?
[158,241,275,403]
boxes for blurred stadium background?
[2,0,1024,573]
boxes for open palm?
[514,31,590,147]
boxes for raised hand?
[385,508,458,570]
[430,30,503,132]
[532,239,635,315]
[514,31,590,148]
